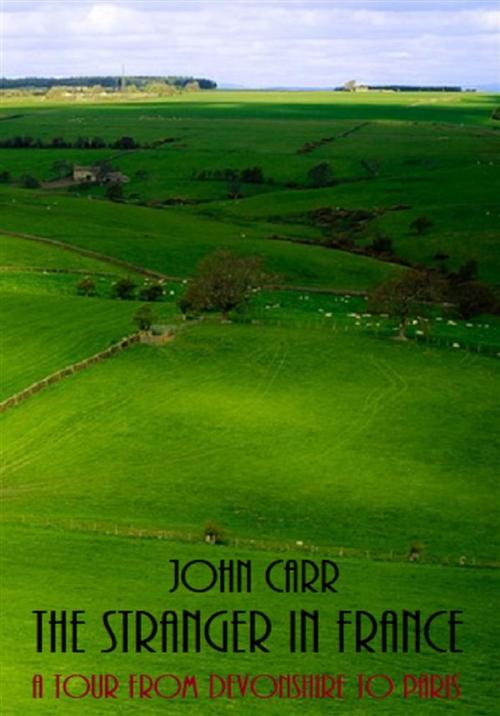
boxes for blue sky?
[1,0,499,87]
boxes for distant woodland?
[0,75,217,90]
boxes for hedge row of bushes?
[0,135,178,150]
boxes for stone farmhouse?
[72,165,129,184]
[73,165,99,182]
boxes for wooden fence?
[7,514,498,570]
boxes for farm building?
[73,165,99,182]
[72,166,129,184]
[102,171,130,184]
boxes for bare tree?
[179,249,272,320]
[368,270,445,340]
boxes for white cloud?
[1,0,498,87]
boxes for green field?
[0,279,179,399]
[1,90,499,714]
[0,91,498,284]
[1,527,498,715]
[0,233,132,274]
[0,188,401,290]
[2,324,499,562]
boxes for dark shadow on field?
[112,96,500,125]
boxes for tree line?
[336,83,463,92]
[0,76,217,90]
[75,249,498,339]
[0,135,177,150]
[192,167,267,184]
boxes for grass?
[0,188,400,289]
[238,289,500,355]
[2,323,498,562]
[0,286,177,399]
[0,91,498,285]
[1,91,499,715]
[1,525,498,715]
[0,233,131,275]
[1,89,498,125]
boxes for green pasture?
[0,189,399,289]
[0,269,183,301]
[0,89,498,125]
[0,233,133,274]
[1,91,499,715]
[0,287,177,400]
[241,290,500,352]
[0,91,498,285]
[0,525,498,715]
[2,323,498,561]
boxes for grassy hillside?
[0,291,137,399]
[0,91,498,285]
[0,189,400,289]
[2,324,498,561]
[1,91,499,716]
[1,89,498,124]
[0,233,131,274]
[0,273,178,400]
[1,526,498,715]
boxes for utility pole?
[120,64,126,92]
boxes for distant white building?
[72,166,129,184]
[73,165,99,182]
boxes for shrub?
[227,179,242,199]
[370,235,394,254]
[0,170,11,183]
[51,159,72,179]
[76,277,96,296]
[203,521,224,545]
[105,183,124,202]
[50,137,69,148]
[133,305,156,331]
[453,281,498,319]
[307,161,334,188]
[453,259,478,285]
[20,174,40,188]
[410,215,433,235]
[74,136,91,149]
[139,282,164,302]
[177,294,198,319]
[113,136,138,150]
[241,166,264,183]
[112,277,136,300]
